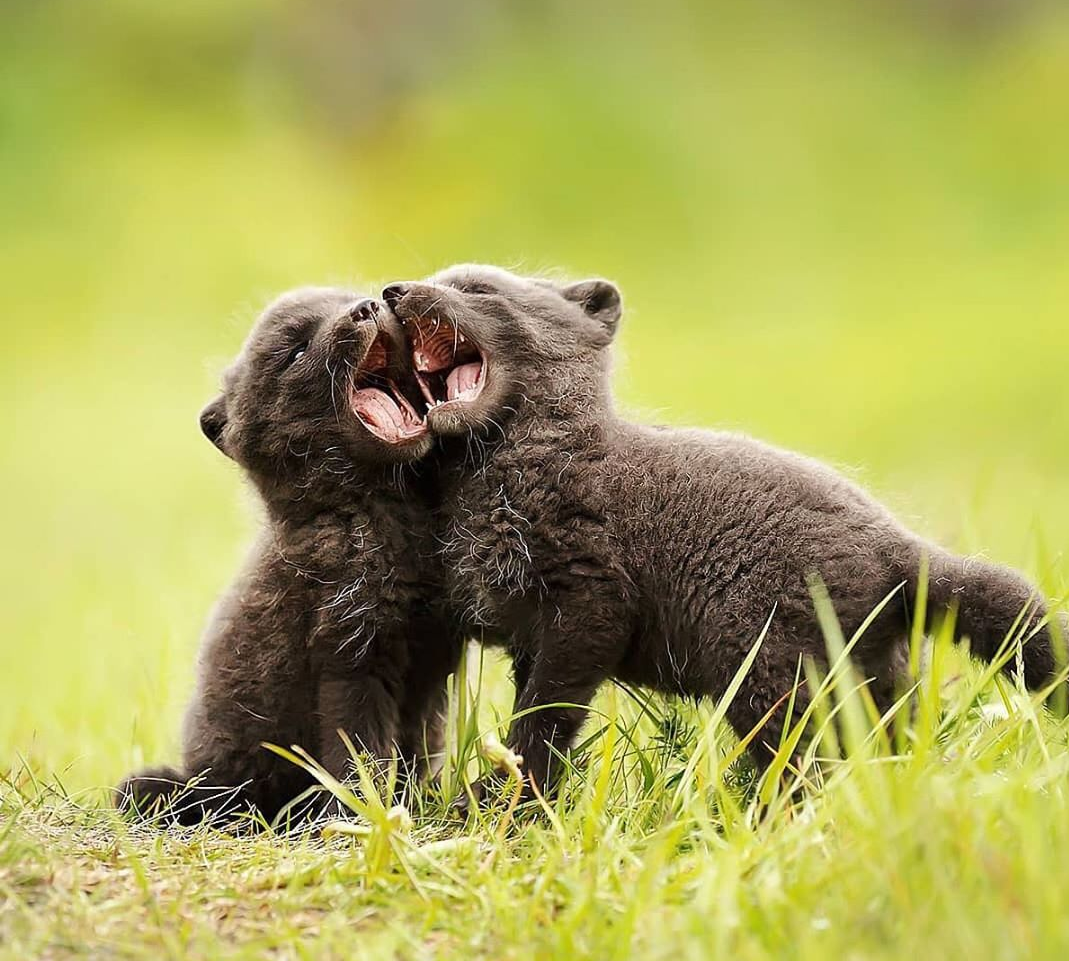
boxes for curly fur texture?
[390,265,1067,795]
[116,290,461,826]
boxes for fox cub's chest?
[440,476,544,629]
[293,514,432,653]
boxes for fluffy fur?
[387,265,1067,796]
[116,289,460,826]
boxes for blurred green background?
[3,0,1068,793]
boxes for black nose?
[199,399,227,449]
[348,298,380,322]
[381,283,409,310]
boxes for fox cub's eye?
[287,344,308,367]
[460,281,495,295]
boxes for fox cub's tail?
[907,546,1066,692]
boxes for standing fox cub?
[385,265,1067,797]
[117,289,460,825]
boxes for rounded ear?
[561,279,622,336]
[199,395,231,457]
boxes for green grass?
[7,625,1069,959]
[4,1,1069,957]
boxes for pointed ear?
[561,279,622,336]
[199,395,231,457]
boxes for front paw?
[452,771,533,818]
[281,789,354,829]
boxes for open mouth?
[349,331,428,444]
[408,315,486,411]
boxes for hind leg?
[725,675,810,779]
[722,631,890,779]
[715,624,823,778]
[727,632,915,782]
[859,635,914,728]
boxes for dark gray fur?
[116,289,460,825]
[389,265,1066,797]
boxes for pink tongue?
[446,362,482,401]
[352,388,404,437]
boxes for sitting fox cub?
[384,265,1066,796]
[117,289,460,825]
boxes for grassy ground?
[7,641,1069,959]
[3,2,1069,957]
